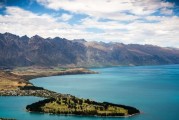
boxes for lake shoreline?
[26,109,140,118]
[0,67,140,117]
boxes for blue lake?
[0,65,179,120]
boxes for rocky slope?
[1,32,179,68]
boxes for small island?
[26,97,139,117]
[0,67,140,117]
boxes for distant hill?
[0,32,179,68]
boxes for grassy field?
[12,67,96,80]
[0,71,31,90]
[0,67,95,90]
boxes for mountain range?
[0,32,179,68]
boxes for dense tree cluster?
[26,97,140,117]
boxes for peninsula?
[0,67,140,117]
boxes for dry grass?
[0,71,31,90]
[0,67,95,90]
[0,79,25,90]
[12,67,95,81]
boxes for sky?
[0,0,179,47]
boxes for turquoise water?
[0,65,179,120]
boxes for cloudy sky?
[0,0,179,47]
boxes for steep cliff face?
[0,33,87,67]
[26,36,86,66]
[0,32,179,67]
[0,33,31,67]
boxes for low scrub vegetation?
[27,96,140,117]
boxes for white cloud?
[77,16,179,47]
[160,8,173,15]
[0,5,179,48]
[36,0,174,18]
[79,17,128,30]
[59,13,73,21]
[130,0,174,15]
[0,7,84,38]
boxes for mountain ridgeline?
[1,32,179,68]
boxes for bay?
[0,65,179,120]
